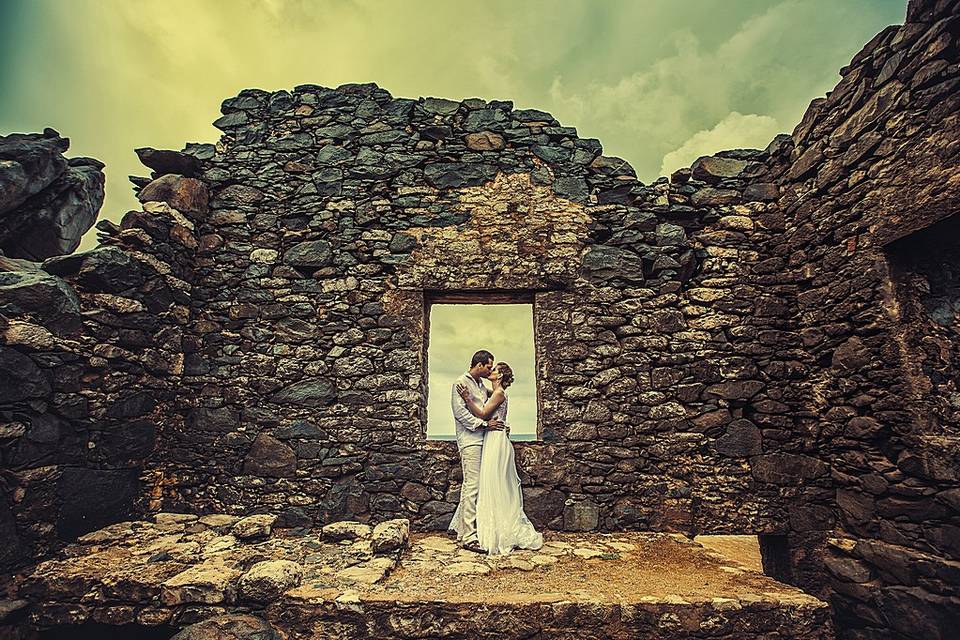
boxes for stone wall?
[133,73,813,543]
[0,167,205,571]
[762,0,960,636]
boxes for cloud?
[658,111,780,177]
[547,0,902,180]
[0,0,903,251]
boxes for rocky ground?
[2,514,831,639]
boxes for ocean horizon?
[430,433,538,442]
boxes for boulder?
[421,97,460,115]
[714,420,762,457]
[423,162,498,189]
[832,336,872,371]
[336,558,395,584]
[322,520,372,541]
[463,109,508,132]
[371,519,409,553]
[823,555,872,583]
[691,156,749,182]
[581,246,645,284]
[563,500,599,531]
[238,560,303,603]
[521,488,566,528]
[388,233,417,253]
[589,155,636,177]
[231,514,276,541]
[0,269,80,332]
[269,377,337,406]
[171,614,282,640]
[0,150,104,260]
[464,131,505,151]
[138,174,209,216]
[655,222,687,245]
[283,240,332,268]
[273,420,325,440]
[0,319,57,350]
[242,433,296,478]
[690,187,741,206]
[319,478,369,522]
[135,147,202,177]
[0,128,68,213]
[553,176,589,201]
[161,563,240,605]
[43,245,144,294]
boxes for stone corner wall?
[766,0,960,636]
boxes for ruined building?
[1,0,958,637]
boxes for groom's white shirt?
[452,372,487,451]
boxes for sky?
[0,0,906,254]
[427,304,537,441]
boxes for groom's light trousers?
[458,443,483,543]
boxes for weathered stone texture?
[17,517,829,640]
[0,128,105,260]
[134,73,796,548]
[0,143,202,570]
[762,0,960,636]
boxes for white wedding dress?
[449,394,544,555]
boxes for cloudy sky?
[1,0,904,254]
[1,2,906,438]
[428,304,537,440]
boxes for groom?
[451,349,504,553]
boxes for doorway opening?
[424,293,539,442]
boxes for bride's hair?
[496,362,514,388]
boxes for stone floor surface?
[3,513,833,639]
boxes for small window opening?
[884,213,960,436]
[425,297,539,442]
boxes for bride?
[448,362,544,556]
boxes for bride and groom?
[447,350,544,555]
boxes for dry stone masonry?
[0,0,958,637]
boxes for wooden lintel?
[424,289,537,305]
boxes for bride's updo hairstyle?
[496,362,515,388]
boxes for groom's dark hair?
[471,350,494,367]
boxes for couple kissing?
[447,350,543,555]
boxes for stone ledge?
[15,517,831,639]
